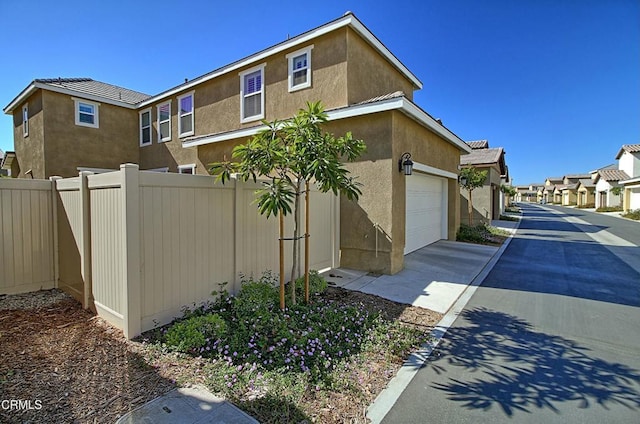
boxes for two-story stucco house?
[2,12,471,275]
[616,144,640,210]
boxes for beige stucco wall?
[346,28,416,103]
[12,90,45,178]
[40,91,139,178]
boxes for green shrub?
[622,209,640,220]
[234,272,279,316]
[165,314,226,353]
[293,270,328,300]
[499,214,519,222]
[596,206,623,212]
[577,202,596,209]
[457,224,489,243]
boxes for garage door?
[405,173,447,254]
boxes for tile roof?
[598,169,630,181]
[564,174,591,180]
[578,178,595,188]
[35,78,151,105]
[467,140,489,149]
[615,144,640,159]
[355,91,406,105]
[460,147,504,166]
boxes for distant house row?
[515,144,640,211]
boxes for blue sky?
[1,0,638,185]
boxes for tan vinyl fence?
[0,179,57,295]
[0,164,340,338]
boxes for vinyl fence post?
[120,164,141,339]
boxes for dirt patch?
[0,293,174,424]
[1,288,443,423]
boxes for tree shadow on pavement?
[429,307,640,416]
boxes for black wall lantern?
[458,174,468,186]
[399,152,413,175]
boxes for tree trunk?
[468,188,474,226]
[289,180,301,305]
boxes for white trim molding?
[177,91,195,138]
[183,96,470,154]
[139,108,152,146]
[286,45,313,92]
[72,97,100,128]
[178,163,196,174]
[157,100,172,143]
[240,63,266,123]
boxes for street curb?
[366,219,520,424]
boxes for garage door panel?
[405,173,447,255]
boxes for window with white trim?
[22,104,29,137]
[178,163,196,175]
[157,101,171,142]
[178,92,194,137]
[240,64,265,122]
[287,45,313,91]
[73,98,100,128]
[139,108,151,146]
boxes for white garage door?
[405,172,447,254]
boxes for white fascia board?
[138,14,421,108]
[184,97,470,154]
[413,162,458,180]
[4,82,137,113]
[620,176,640,185]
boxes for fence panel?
[0,179,55,295]
[88,172,125,329]
[137,171,236,332]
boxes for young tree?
[459,167,488,226]
[209,101,366,308]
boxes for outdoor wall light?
[399,152,413,175]
[459,175,468,186]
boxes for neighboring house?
[514,185,538,202]
[576,178,596,207]
[2,12,471,275]
[555,174,590,206]
[459,140,508,224]
[615,144,640,211]
[542,177,562,204]
[594,169,628,208]
[0,150,17,177]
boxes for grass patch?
[139,272,430,423]
[499,214,519,222]
[622,209,640,220]
[457,223,510,245]
[596,205,623,212]
[505,206,521,214]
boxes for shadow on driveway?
[428,307,640,416]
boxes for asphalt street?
[382,203,640,424]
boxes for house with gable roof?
[616,144,640,211]
[459,140,509,224]
[2,12,471,275]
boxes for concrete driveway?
[324,239,501,314]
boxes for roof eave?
[4,81,139,113]
[183,97,470,154]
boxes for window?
[139,108,151,146]
[178,92,194,137]
[287,46,313,91]
[22,104,29,137]
[73,98,100,128]
[157,101,171,142]
[240,64,265,122]
[178,164,196,175]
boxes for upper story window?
[73,98,100,128]
[139,108,151,146]
[158,101,172,142]
[22,104,29,137]
[178,92,194,137]
[240,64,265,123]
[178,163,196,175]
[286,46,313,92]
